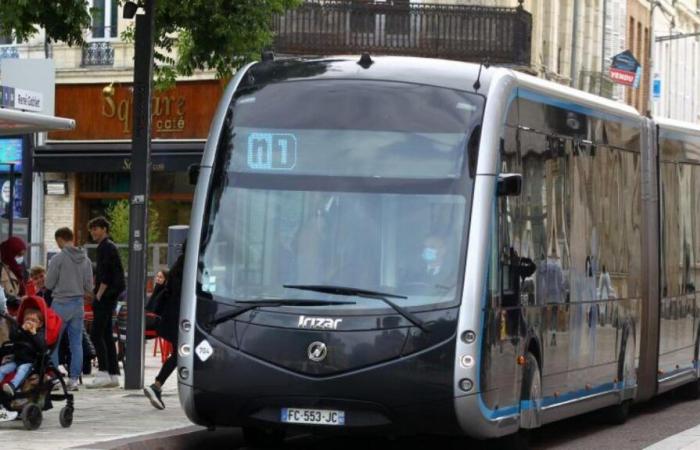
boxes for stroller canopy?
[17,296,61,348]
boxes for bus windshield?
[198,79,483,311]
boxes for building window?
[0,34,12,45]
[90,0,118,40]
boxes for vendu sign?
[609,50,641,88]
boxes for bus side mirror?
[188,164,200,185]
[497,173,522,197]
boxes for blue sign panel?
[653,78,662,99]
[247,133,297,171]
[0,138,22,171]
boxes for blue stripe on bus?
[479,382,624,420]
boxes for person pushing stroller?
[0,304,46,398]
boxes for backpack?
[0,264,19,297]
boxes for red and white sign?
[609,68,636,87]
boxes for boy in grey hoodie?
[46,227,94,390]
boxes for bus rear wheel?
[242,426,286,448]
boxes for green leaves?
[107,199,161,245]
[151,0,301,86]
[0,0,300,88]
[0,0,92,46]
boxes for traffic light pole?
[125,0,156,390]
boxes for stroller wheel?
[59,406,73,428]
[21,404,42,430]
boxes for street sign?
[653,77,662,100]
[0,85,43,112]
[609,50,642,88]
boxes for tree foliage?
[151,0,301,86]
[0,0,300,86]
[0,0,91,46]
[106,199,161,245]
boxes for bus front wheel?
[494,351,540,450]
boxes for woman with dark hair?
[144,243,185,410]
[146,269,169,313]
[0,236,27,296]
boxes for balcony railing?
[578,70,615,99]
[272,0,532,66]
[81,41,115,67]
[0,45,19,59]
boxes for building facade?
[0,0,218,269]
[650,0,700,122]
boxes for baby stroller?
[0,296,75,430]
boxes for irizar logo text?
[298,316,342,329]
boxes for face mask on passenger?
[422,247,438,262]
[15,256,23,265]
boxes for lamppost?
[123,0,156,390]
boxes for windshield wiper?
[208,299,356,328]
[283,284,428,332]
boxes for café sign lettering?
[102,86,186,133]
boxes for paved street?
[13,369,695,450]
[82,390,700,450]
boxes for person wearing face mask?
[0,236,27,297]
[413,235,455,290]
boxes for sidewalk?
[0,340,193,450]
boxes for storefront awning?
[0,107,75,135]
[34,140,205,172]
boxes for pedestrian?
[0,285,8,345]
[29,266,53,307]
[87,216,125,389]
[144,243,185,409]
[0,236,27,297]
[45,227,94,391]
[0,302,47,398]
[145,269,168,314]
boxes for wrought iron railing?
[81,41,115,67]
[272,0,532,66]
[0,45,19,59]
[578,70,615,99]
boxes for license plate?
[281,407,345,426]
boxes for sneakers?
[66,378,80,391]
[87,371,120,389]
[1,383,14,398]
[107,374,120,388]
[87,371,111,389]
[143,384,165,410]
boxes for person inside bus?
[409,234,455,291]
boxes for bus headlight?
[458,378,474,392]
[460,355,475,369]
[461,330,476,344]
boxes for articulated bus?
[176,55,700,446]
